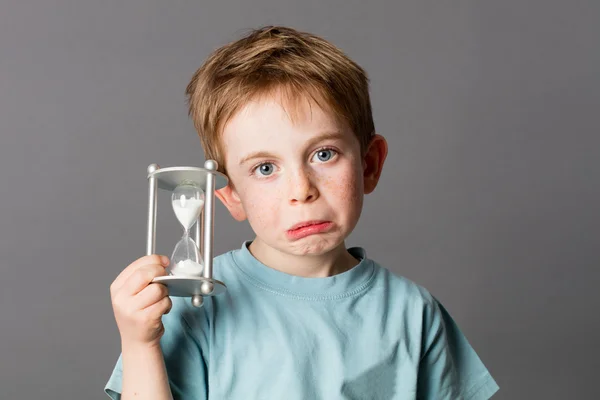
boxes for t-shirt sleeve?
[417,296,499,400]
[104,353,123,400]
[104,297,210,399]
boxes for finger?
[111,256,166,296]
[143,295,172,320]
[122,264,168,297]
[133,282,169,310]
[111,255,169,294]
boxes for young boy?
[105,26,499,399]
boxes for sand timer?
[169,182,204,277]
[146,160,229,307]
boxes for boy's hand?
[110,255,172,348]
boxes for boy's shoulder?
[360,248,441,305]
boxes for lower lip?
[287,222,333,240]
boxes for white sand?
[172,195,204,229]
[170,258,204,277]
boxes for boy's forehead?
[224,96,348,142]
[233,91,340,128]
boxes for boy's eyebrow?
[304,130,347,149]
[239,151,277,166]
[238,131,347,166]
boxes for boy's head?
[186,26,387,260]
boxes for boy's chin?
[280,235,347,257]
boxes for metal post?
[146,164,159,256]
[202,160,217,279]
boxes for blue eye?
[257,163,274,176]
[314,149,336,162]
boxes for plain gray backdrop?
[1,0,598,399]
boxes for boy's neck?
[248,238,359,278]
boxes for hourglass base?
[152,275,226,297]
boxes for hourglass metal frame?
[146,160,229,307]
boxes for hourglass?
[169,182,204,277]
[145,160,229,307]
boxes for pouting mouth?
[288,220,329,231]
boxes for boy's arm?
[105,255,209,399]
[120,342,173,400]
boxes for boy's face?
[216,93,386,259]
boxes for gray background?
[1,0,598,398]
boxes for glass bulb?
[168,182,205,277]
[171,182,205,231]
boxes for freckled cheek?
[337,181,362,209]
[242,187,284,229]
[319,171,363,205]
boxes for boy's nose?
[289,168,319,204]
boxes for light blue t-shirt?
[105,242,499,399]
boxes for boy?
[105,26,499,399]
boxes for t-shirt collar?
[231,241,375,299]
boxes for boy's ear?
[363,134,388,194]
[215,184,247,222]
